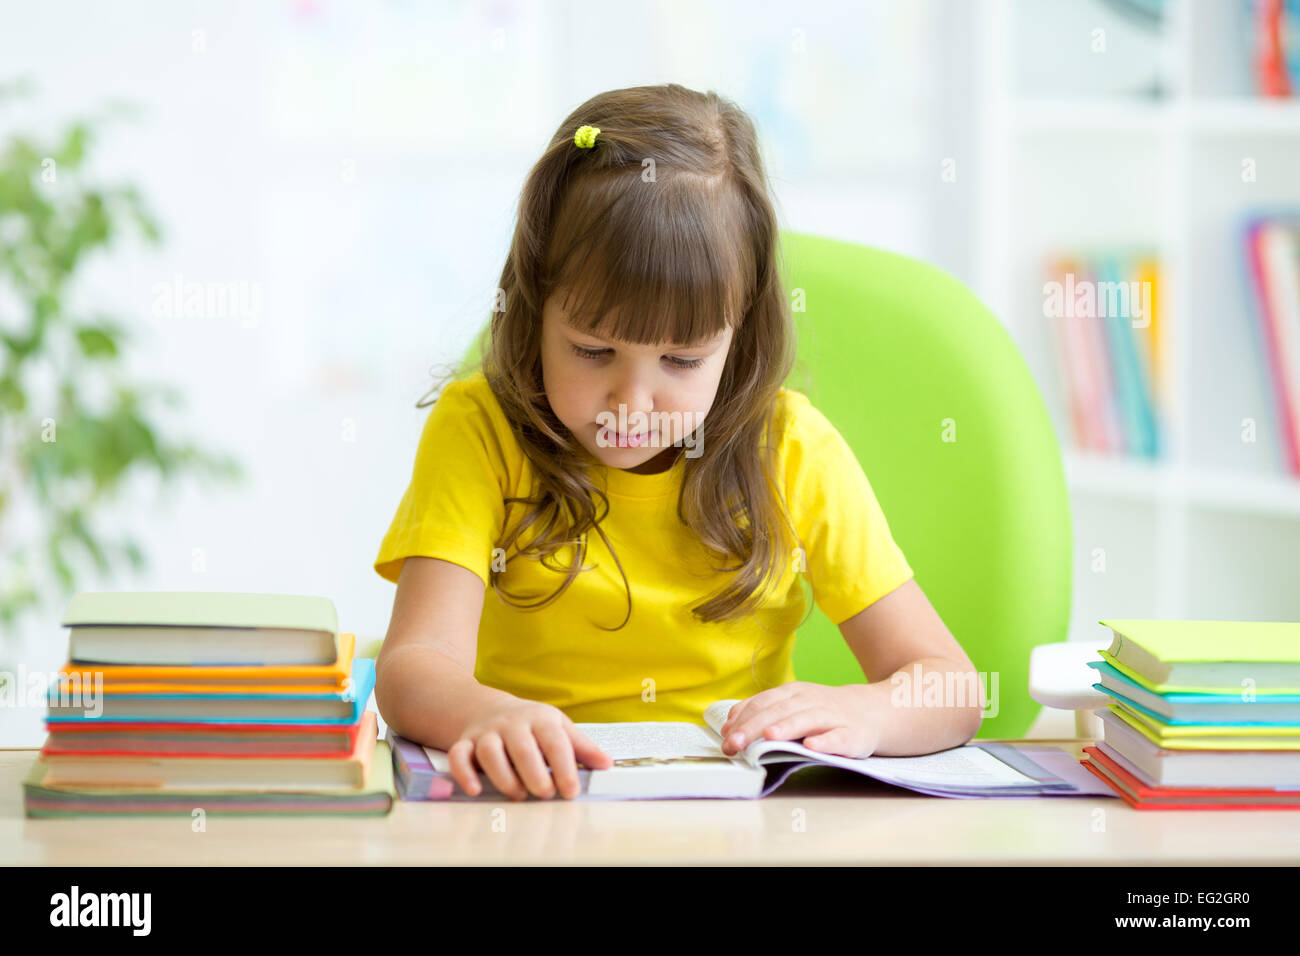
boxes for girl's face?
[540,292,734,475]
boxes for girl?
[373,83,981,802]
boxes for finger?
[724,697,812,753]
[475,732,527,801]
[567,725,614,770]
[534,722,581,799]
[501,725,556,799]
[446,739,481,797]
[804,727,850,753]
[721,685,798,737]
[760,707,844,745]
[720,702,745,736]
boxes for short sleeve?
[780,394,914,625]
[373,377,510,587]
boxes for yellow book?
[1110,704,1300,750]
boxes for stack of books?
[1042,252,1162,459]
[1081,619,1300,810]
[23,591,393,817]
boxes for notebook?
[387,698,1115,800]
[62,591,340,665]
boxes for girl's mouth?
[598,425,649,448]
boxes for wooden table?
[6,740,1300,865]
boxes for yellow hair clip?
[574,124,601,149]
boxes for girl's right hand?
[446,698,614,800]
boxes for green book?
[23,741,394,817]
[1100,619,1300,691]
[62,591,339,666]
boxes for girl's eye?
[569,343,704,369]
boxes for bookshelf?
[974,0,1300,647]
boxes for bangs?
[545,171,754,348]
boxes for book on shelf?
[1043,251,1162,459]
[62,591,340,665]
[1243,215,1300,475]
[386,699,1115,801]
[1251,0,1300,95]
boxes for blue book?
[1089,659,1300,725]
[1099,255,1159,458]
[45,658,374,725]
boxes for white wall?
[0,0,973,744]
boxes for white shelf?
[1065,453,1300,518]
[1009,96,1300,135]
[1183,98,1300,135]
[978,0,1300,634]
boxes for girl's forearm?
[860,657,987,755]
[374,644,521,751]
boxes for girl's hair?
[421,83,806,637]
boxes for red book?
[1082,745,1300,810]
[42,712,369,758]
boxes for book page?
[422,721,737,774]
[573,722,727,760]
[705,699,1039,789]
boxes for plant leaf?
[74,325,118,358]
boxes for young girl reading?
[373,83,982,802]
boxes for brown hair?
[421,83,804,633]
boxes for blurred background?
[1,0,1298,744]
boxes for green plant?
[0,84,243,647]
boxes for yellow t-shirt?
[374,370,913,725]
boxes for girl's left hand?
[719,681,881,759]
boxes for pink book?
[1245,220,1300,474]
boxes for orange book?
[56,633,356,695]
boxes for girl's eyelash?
[569,343,705,369]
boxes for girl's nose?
[608,380,654,419]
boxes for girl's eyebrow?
[563,322,728,350]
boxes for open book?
[388,699,1113,800]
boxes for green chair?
[366,231,1072,739]
[777,231,1071,739]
